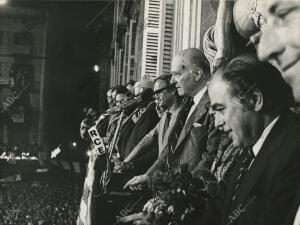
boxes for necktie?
[162,112,172,141]
[167,98,194,168]
[232,149,255,201]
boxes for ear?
[193,68,203,82]
[251,89,263,111]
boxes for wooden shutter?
[162,2,173,73]
[141,0,161,78]
[127,20,137,81]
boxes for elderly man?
[201,54,299,225]
[117,74,183,175]
[257,1,300,224]
[124,48,227,189]
[117,78,159,160]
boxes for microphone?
[120,88,154,111]
[104,88,154,115]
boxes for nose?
[170,74,177,85]
[257,24,284,63]
[214,113,225,131]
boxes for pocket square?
[193,123,203,128]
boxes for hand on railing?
[123,174,150,191]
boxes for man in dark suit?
[115,74,183,175]
[258,4,300,222]
[202,54,299,225]
[124,48,228,189]
[117,78,159,160]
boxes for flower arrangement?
[147,164,221,225]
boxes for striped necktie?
[232,148,255,201]
[167,98,194,168]
[162,112,172,141]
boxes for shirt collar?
[252,116,280,156]
[193,86,207,106]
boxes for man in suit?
[124,48,227,189]
[202,54,299,225]
[115,74,183,175]
[257,2,300,223]
[117,79,159,160]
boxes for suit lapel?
[174,92,210,151]
[158,113,167,153]
[224,114,290,221]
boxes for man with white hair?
[117,78,159,160]
[124,48,229,189]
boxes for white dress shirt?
[294,206,300,225]
[252,116,280,157]
[247,116,280,169]
[186,86,207,120]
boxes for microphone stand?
[100,110,125,194]
[99,101,143,194]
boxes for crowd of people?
[79,0,300,225]
[0,181,81,225]
[0,143,47,158]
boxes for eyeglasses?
[153,86,172,98]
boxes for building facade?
[0,6,48,145]
[110,0,217,86]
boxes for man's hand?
[123,174,150,190]
[114,161,135,173]
[119,212,153,225]
[114,161,124,173]
[143,197,166,213]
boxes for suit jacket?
[201,110,300,225]
[146,92,227,177]
[118,101,159,159]
[125,104,183,161]
[132,144,158,174]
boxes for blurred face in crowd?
[171,56,202,97]
[115,93,127,107]
[153,79,174,111]
[111,90,117,104]
[107,89,112,105]
[258,0,300,102]
[126,84,135,94]
[134,83,142,96]
[209,76,264,148]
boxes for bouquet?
[147,164,221,225]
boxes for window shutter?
[141,0,161,78]
[162,2,173,73]
[123,32,129,82]
[127,20,137,81]
[118,49,124,84]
